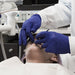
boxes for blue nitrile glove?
[19,14,41,45]
[35,31,70,54]
[0,14,1,18]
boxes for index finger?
[36,31,46,39]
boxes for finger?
[45,46,56,54]
[25,23,34,42]
[28,32,34,42]
[21,30,27,46]
[35,38,46,44]
[36,32,46,39]
[45,47,51,53]
[31,24,38,33]
[22,20,29,29]
[42,42,48,48]
[25,25,31,36]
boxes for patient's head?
[24,41,58,63]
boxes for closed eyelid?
[35,44,42,49]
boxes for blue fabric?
[19,14,41,45]
[35,31,70,54]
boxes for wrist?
[32,14,41,21]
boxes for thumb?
[31,25,39,32]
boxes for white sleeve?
[38,2,71,29]
[69,37,75,55]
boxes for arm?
[38,1,71,29]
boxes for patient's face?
[25,42,58,63]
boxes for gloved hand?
[19,14,41,45]
[35,31,70,54]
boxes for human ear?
[22,55,26,64]
[50,57,58,63]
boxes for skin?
[24,42,58,63]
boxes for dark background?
[23,0,58,5]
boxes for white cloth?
[0,56,23,65]
[0,57,73,75]
[59,54,75,74]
